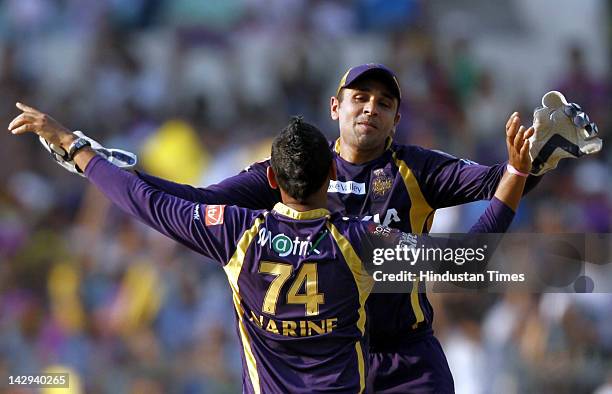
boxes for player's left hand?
[505,112,534,174]
[8,102,76,149]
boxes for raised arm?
[467,114,533,233]
[418,112,540,209]
[8,103,252,263]
[10,99,281,211]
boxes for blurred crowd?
[0,0,610,393]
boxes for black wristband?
[66,137,91,161]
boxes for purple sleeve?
[467,197,515,233]
[135,160,281,210]
[85,156,254,264]
[418,149,539,208]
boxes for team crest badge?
[372,168,392,197]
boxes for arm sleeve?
[86,156,253,264]
[419,150,540,208]
[466,197,515,233]
[134,160,281,210]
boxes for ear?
[267,166,279,189]
[330,96,340,121]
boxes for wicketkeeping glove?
[529,91,602,176]
[39,131,137,177]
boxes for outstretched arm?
[8,103,251,263]
[9,101,281,210]
[420,112,540,209]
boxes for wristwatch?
[66,137,92,161]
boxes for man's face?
[330,77,401,152]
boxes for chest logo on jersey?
[205,205,225,226]
[258,227,321,257]
[328,180,366,195]
[371,168,393,198]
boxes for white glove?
[529,91,602,176]
[39,131,137,177]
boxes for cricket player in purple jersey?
[124,64,542,393]
[10,105,533,393]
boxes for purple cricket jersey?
[135,139,531,392]
[86,152,515,393]
[87,156,371,393]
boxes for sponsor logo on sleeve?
[205,205,225,226]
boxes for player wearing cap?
[10,106,533,393]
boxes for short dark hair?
[271,117,332,202]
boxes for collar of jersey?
[273,203,330,220]
[333,136,393,154]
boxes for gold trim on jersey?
[391,153,433,234]
[326,222,374,335]
[355,341,366,394]
[273,202,330,220]
[391,152,433,328]
[327,222,372,393]
[410,284,425,329]
[224,216,265,394]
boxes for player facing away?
[124,64,542,392]
[10,106,533,392]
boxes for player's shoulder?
[390,141,478,167]
[241,156,271,174]
[390,141,446,160]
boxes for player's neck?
[279,190,328,213]
[338,139,385,164]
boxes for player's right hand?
[505,112,534,174]
[8,102,76,150]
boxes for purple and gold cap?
[336,63,401,102]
